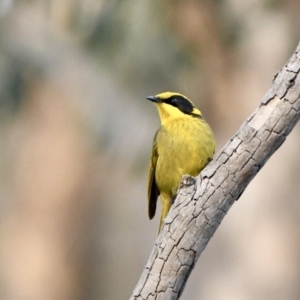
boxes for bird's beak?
[146,96,162,103]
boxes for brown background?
[0,1,300,299]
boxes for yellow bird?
[146,92,216,232]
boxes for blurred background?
[0,1,300,299]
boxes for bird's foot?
[171,195,176,204]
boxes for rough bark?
[130,41,300,300]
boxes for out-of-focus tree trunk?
[0,76,96,300]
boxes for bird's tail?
[158,194,172,233]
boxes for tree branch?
[131,41,300,300]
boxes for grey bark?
[130,41,300,300]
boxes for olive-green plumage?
[146,92,216,232]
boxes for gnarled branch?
[131,41,300,300]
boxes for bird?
[146,92,216,232]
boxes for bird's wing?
[148,131,160,220]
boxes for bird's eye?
[171,98,177,104]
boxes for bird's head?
[146,92,202,125]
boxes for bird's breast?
[155,117,215,197]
